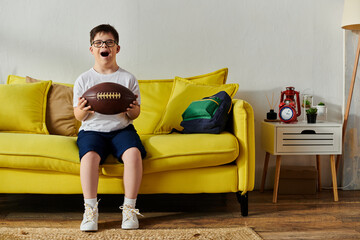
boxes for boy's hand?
[126,100,139,111]
[74,97,94,121]
[77,97,95,113]
[126,95,140,120]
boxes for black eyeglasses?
[91,40,117,48]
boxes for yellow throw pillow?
[154,77,239,134]
[134,79,174,134]
[183,67,228,84]
[26,76,80,136]
[7,75,26,84]
[0,81,52,134]
[7,74,74,87]
[134,68,228,134]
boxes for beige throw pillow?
[26,76,80,136]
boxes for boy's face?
[90,32,120,65]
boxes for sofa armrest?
[229,99,255,194]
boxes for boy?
[73,24,146,231]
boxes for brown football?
[81,82,136,115]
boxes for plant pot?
[306,114,317,123]
[316,105,327,122]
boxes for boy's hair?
[90,24,119,45]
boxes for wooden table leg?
[330,155,339,202]
[260,152,270,193]
[273,155,282,203]
[316,155,321,192]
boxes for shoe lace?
[83,199,100,223]
[120,204,144,221]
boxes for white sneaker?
[80,200,99,232]
[120,204,144,229]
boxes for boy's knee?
[82,151,101,163]
[122,148,141,162]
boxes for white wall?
[0,0,344,189]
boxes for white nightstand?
[260,121,342,203]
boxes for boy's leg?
[110,125,146,229]
[80,151,101,199]
[110,125,146,199]
[77,130,108,232]
[77,130,108,198]
[122,147,143,199]
[79,151,101,232]
[121,147,144,229]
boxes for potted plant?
[302,95,313,109]
[316,102,327,122]
[302,99,311,108]
[306,107,317,123]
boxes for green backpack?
[175,91,232,134]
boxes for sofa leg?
[236,192,248,216]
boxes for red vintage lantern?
[278,87,301,123]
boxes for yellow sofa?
[0,68,255,216]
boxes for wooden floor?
[0,190,359,239]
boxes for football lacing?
[97,92,121,100]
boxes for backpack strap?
[169,128,184,134]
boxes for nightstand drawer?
[276,127,341,153]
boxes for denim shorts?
[77,124,146,164]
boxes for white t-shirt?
[73,67,141,132]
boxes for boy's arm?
[74,97,94,121]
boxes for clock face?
[280,107,294,121]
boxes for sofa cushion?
[154,78,239,134]
[26,76,80,137]
[101,132,239,176]
[0,132,80,174]
[0,81,52,134]
[0,131,238,177]
[134,68,228,134]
